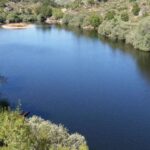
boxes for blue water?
[0,25,150,150]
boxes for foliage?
[6,13,22,23]
[0,111,88,150]
[0,111,33,150]
[62,14,73,25]
[132,17,150,51]
[0,0,149,51]
[68,14,85,27]
[52,8,64,19]
[21,14,37,22]
[89,14,102,28]
[0,15,5,23]
[37,5,52,19]
[132,3,140,16]
[121,12,129,22]
[98,19,131,41]
[105,11,116,20]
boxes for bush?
[105,11,116,20]
[62,14,73,25]
[121,12,129,22]
[52,8,64,19]
[0,111,89,150]
[132,17,150,51]
[69,1,81,9]
[98,20,117,38]
[68,14,85,28]
[37,14,45,22]
[0,15,5,23]
[132,3,140,16]
[20,14,37,22]
[6,13,22,23]
[35,5,52,20]
[89,14,102,28]
[0,111,33,150]
[98,19,131,41]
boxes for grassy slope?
[0,0,150,50]
[61,0,150,51]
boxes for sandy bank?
[1,23,33,29]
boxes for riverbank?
[45,15,150,52]
[1,23,33,29]
[0,0,149,51]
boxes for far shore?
[1,23,34,29]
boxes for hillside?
[0,0,150,51]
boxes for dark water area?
[0,24,150,150]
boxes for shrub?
[20,14,37,22]
[132,17,150,51]
[69,1,81,9]
[98,20,117,38]
[0,111,89,150]
[0,15,5,23]
[62,14,73,25]
[82,15,90,27]
[0,12,6,23]
[52,8,64,19]
[89,14,102,28]
[105,11,116,20]
[121,12,129,22]
[68,14,85,28]
[98,19,131,41]
[35,5,52,20]
[132,3,140,16]
[129,0,137,2]
[87,0,95,5]
[37,14,45,22]
[6,13,22,23]
[0,111,33,150]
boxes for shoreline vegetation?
[0,0,150,51]
[0,102,89,150]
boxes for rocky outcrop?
[45,17,62,24]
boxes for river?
[0,24,150,150]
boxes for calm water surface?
[0,25,150,150]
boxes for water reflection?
[35,23,53,32]
[36,24,98,40]
[48,24,150,84]
[99,36,150,83]
[0,75,7,84]
[1,24,150,150]
[0,75,10,110]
